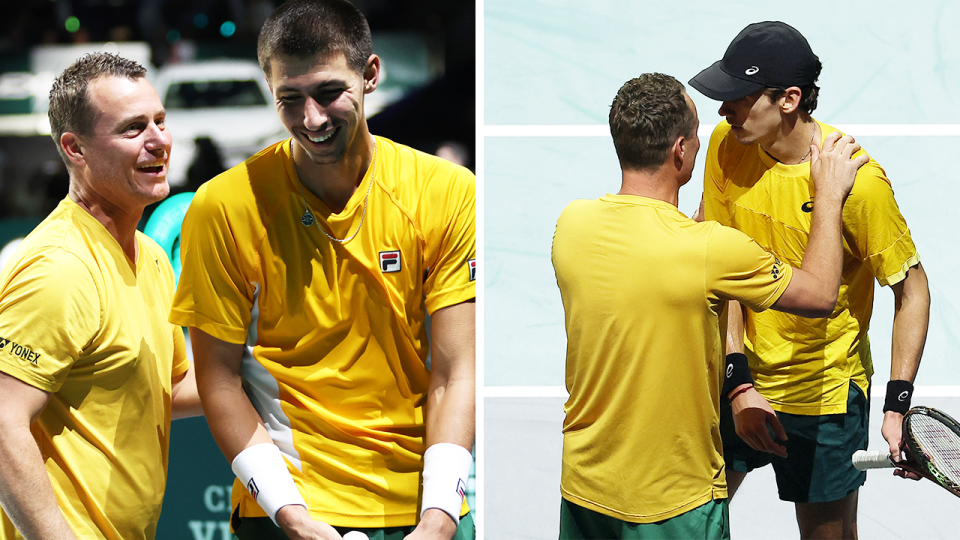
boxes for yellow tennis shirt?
[171,136,476,528]
[704,120,920,414]
[553,195,792,522]
[0,197,189,540]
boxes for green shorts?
[720,381,869,503]
[559,498,729,540]
[232,511,476,540]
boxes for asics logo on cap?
[745,66,760,75]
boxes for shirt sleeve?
[0,247,100,392]
[170,185,256,344]
[705,223,794,313]
[421,161,476,315]
[842,159,919,287]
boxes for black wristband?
[883,380,914,414]
[722,353,753,398]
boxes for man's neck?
[293,130,375,214]
[618,167,680,207]
[759,113,817,165]
[68,186,143,263]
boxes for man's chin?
[305,147,347,166]
[147,182,171,203]
[731,131,754,146]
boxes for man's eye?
[321,89,344,101]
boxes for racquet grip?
[852,450,895,470]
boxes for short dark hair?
[257,0,373,75]
[764,59,822,114]
[48,52,147,163]
[609,73,697,171]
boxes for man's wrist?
[231,443,307,526]
[276,504,311,532]
[418,508,458,538]
[883,380,914,415]
[420,443,472,526]
[727,383,753,401]
[722,353,753,398]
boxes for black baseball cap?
[689,21,820,101]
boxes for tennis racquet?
[852,406,960,498]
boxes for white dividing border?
[483,385,960,399]
[485,124,960,138]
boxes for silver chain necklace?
[292,138,376,244]
[798,123,817,164]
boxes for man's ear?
[363,54,381,94]
[673,135,686,169]
[779,86,803,114]
[61,132,85,166]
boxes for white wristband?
[420,443,473,526]
[231,443,307,525]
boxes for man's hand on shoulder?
[809,132,869,201]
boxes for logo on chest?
[468,259,476,282]
[379,250,402,273]
[801,199,814,213]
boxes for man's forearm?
[425,302,476,449]
[794,186,846,310]
[425,375,476,450]
[890,264,929,383]
[0,412,77,540]
[189,328,272,460]
[171,364,203,420]
[725,301,745,356]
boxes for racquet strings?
[908,413,960,489]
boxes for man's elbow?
[773,287,837,318]
[804,297,837,319]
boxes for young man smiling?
[690,21,930,539]
[170,1,476,539]
[0,52,201,540]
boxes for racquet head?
[902,406,960,497]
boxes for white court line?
[484,124,960,138]
[484,385,960,399]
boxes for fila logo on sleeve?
[380,250,402,273]
[468,259,476,281]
